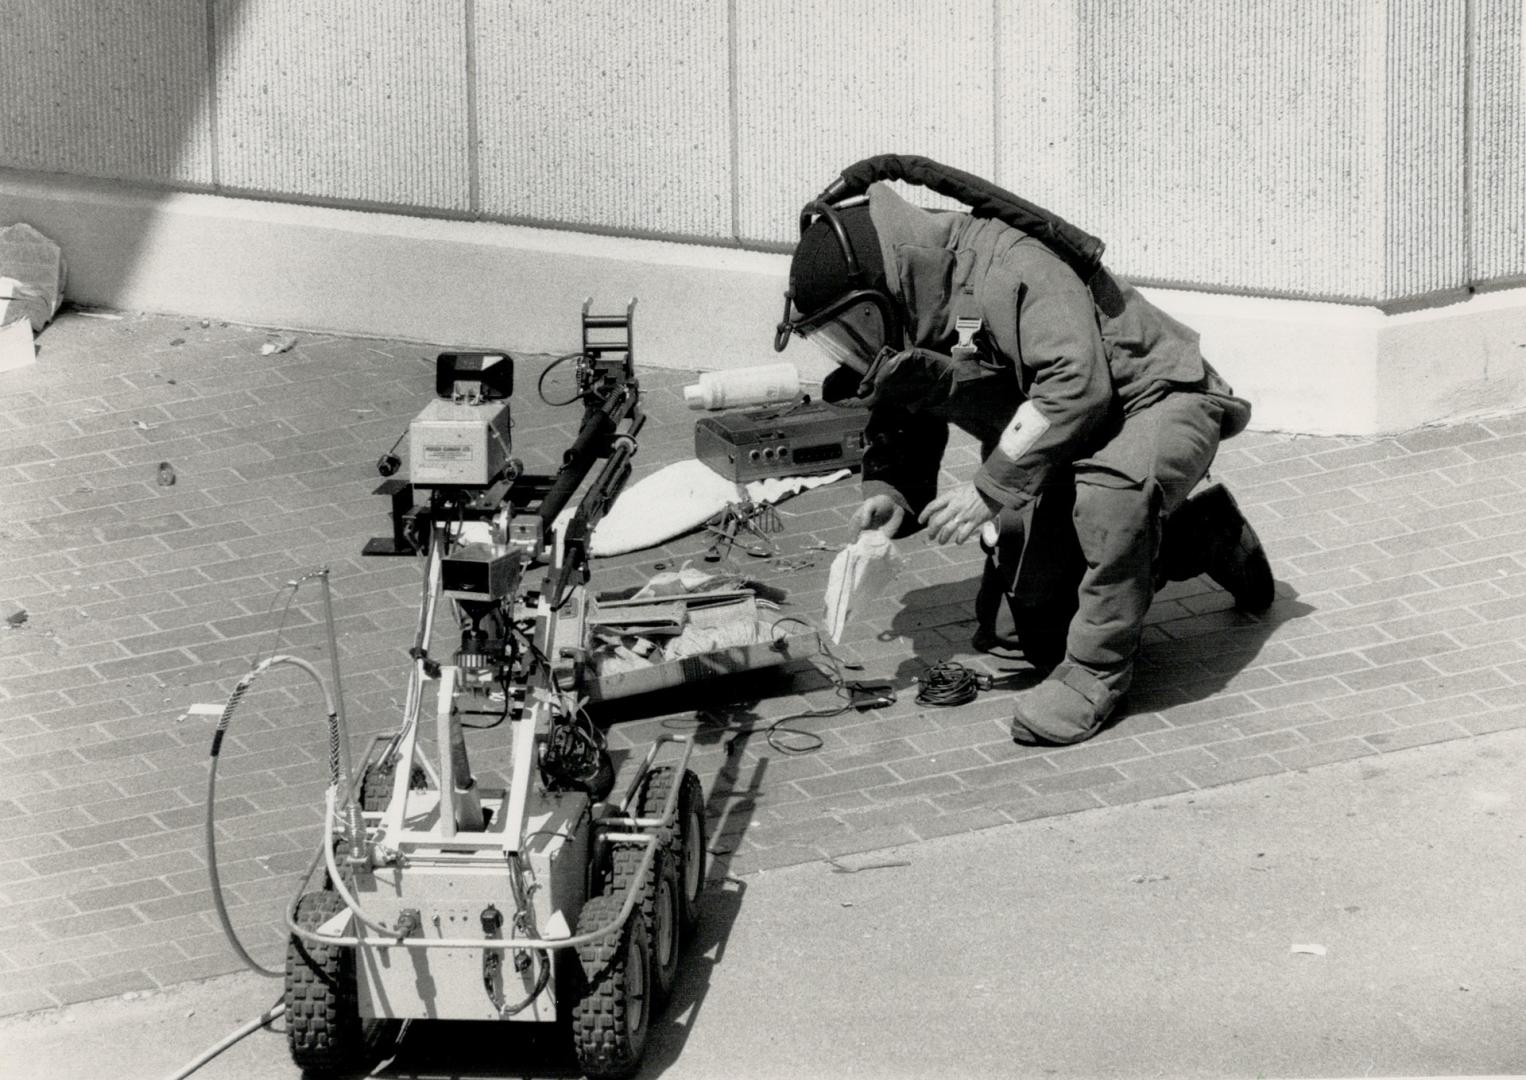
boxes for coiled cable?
[914,661,991,707]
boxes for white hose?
[178,652,350,1079]
[160,998,285,1080]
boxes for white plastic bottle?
[682,362,800,410]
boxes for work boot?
[1010,661,1127,746]
[1173,483,1275,612]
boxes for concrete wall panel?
[211,0,470,210]
[995,0,1083,216]
[1072,0,1383,300]
[475,0,732,238]
[1470,0,1526,285]
[0,0,211,184]
[1383,0,1467,298]
[734,0,997,245]
[0,0,1521,320]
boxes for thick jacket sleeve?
[860,404,949,535]
[973,253,1112,509]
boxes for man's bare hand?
[918,483,999,545]
[850,494,905,539]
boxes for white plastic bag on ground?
[0,224,66,333]
[822,530,902,644]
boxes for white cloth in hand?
[822,530,902,644]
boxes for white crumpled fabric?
[822,530,902,644]
[0,223,66,332]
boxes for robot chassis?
[271,303,706,1079]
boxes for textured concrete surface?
[3,725,1525,1080]
[9,2,1518,300]
[211,0,471,209]
[1470,0,1526,282]
[476,0,733,236]
[0,0,212,183]
[2,309,1526,1027]
[731,0,998,243]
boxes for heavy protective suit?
[776,162,1272,745]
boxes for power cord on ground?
[913,661,992,707]
[693,617,876,754]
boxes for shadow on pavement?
[886,571,1318,736]
[1131,586,1317,711]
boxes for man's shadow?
[889,570,1316,723]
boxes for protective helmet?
[774,199,900,376]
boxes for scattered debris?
[826,855,911,874]
[131,419,155,431]
[1290,943,1327,957]
[3,603,27,627]
[261,334,297,355]
[199,319,210,328]
[74,309,123,320]
[1129,874,1171,884]
[156,462,177,486]
[169,337,185,347]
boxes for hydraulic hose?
[161,998,285,1080]
[176,651,356,1080]
[826,153,1107,282]
[205,654,342,977]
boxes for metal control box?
[408,398,512,487]
[694,401,868,482]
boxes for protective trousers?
[977,392,1227,681]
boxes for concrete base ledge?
[4,171,1524,436]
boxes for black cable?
[687,617,869,754]
[459,673,513,730]
[536,351,585,407]
[914,660,991,707]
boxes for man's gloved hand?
[918,482,999,545]
[850,494,905,539]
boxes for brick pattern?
[3,310,1526,1015]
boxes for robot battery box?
[408,398,512,487]
[694,401,868,482]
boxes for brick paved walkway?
[1,309,1523,1016]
